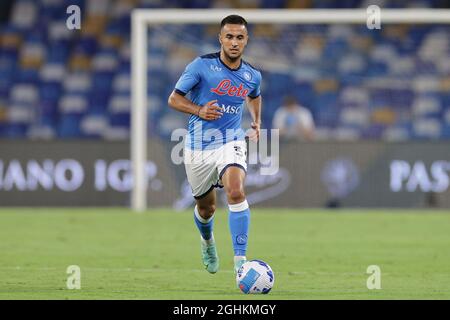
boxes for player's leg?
[184,144,220,274]
[220,166,250,273]
[194,188,216,240]
[194,188,219,273]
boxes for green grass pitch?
[0,208,449,300]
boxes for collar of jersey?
[217,52,242,71]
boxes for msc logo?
[220,104,241,115]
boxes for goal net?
[131,9,450,211]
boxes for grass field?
[0,208,449,300]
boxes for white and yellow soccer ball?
[236,260,274,294]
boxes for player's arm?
[169,57,222,121]
[168,91,223,121]
[246,95,262,142]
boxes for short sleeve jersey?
[174,52,262,150]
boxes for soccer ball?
[236,260,274,294]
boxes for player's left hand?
[247,122,260,142]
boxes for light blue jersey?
[174,52,262,150]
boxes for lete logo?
[211,79,249,97]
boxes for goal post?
[131,8,450,212]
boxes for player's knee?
[197,204,216,218]
[226,187,245,204]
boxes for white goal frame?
[131,8,450,212]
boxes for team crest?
[243,71,252,81]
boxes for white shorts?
[184,140,247,199]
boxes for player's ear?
[242,35,249,48]
[218,32,222,45]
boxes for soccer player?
[168,15,262,274]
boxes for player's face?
[219,24,248,61]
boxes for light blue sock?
[228,200,250,256]
[194,206,214,241]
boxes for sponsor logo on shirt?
[211,79,249,98]
[220,104,241,115]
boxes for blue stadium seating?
[0,0,448,140]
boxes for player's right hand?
[198,100,223,121]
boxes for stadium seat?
[0,0,448,141]
[80,114,109,137]
[382,124,411,141]
[413,118,442,139]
